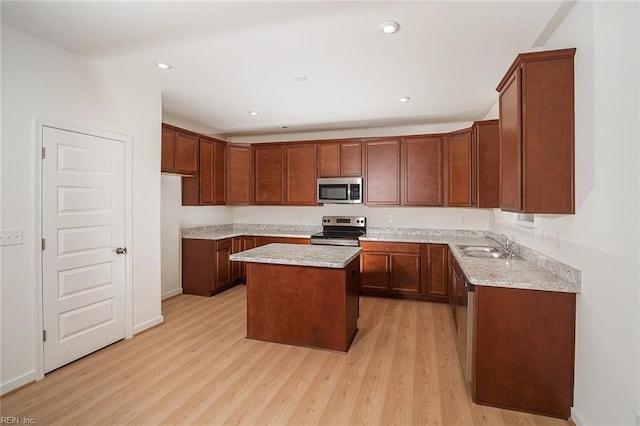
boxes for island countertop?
[230,243,361,269]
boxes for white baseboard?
[571,407,585,426]
[132,315,164,335]
[1,370,37,395]
[162,287,183,300]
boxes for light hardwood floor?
[2,285,570,425]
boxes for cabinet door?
[212,141,226,204]
[341,142,362,176]
[227,144,252,205]
[231,238,243,282]
[403,136,443,206]
[447,129,475,207]
[364,140,401,205]
[198,139,215,204]
[175,132,198,175]
[161,127,176,172]
[425,244,448,299]
[499,69,523,212]
[360,252,390,290]
[284,143,317,205]
[254,144,284,205]
[241,237,256,279]
[474,120,500,208]
[215,239,231,289]
[182,239,215,296]
[318,142,340,177]
[390,253,421,294]
[448,254,457,322]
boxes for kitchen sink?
[457,245,509,259]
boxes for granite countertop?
[183,224,580,294]
[182,225,317,240]
[360,233,581,294]
[230,243,362,269]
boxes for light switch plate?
[0,228,23,246]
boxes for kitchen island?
[230,243,361,352]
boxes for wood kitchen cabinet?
[472,286,576,419]
[364,139,401,205]
[473,120,500,208]
[254,144,284,205]
[182,238,235,297]
[284,143,318,205]
[496,48,576,214]
[254,236,310,246]
[446,128,475,207]
[161,124,198,175]
[359,241,422,295]
[318,141,362,177]
[182,138,226,206]
[422,244,448,302]
[448,249,462,323]
[361,241,447,301]
[227,144,252,205]
[402,136,444,206]
[231,236,257,282]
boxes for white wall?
[233,205,490,230]
[160,175,232,299]
[489,2,640,424]
[1,24,163,393]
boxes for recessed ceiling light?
[399,96,411,103]
[153,61,173,70]
[282,126,289,129]
[293,75,308,82]
[379,21,401,34]
[248,111,259,116]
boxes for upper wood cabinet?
[473,120,500,208]
[364,139,401,205]
[402,136,444,206]
[254,144,284,205]
[284,143,318,205]
[227,144,252,205]
[161,125,198,175]
[496,48,576,214]
[318,141,362,177]
[182,138,226,206]
[446,128,476,207]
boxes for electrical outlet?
[387,215,393,223]
[534,226,545,243]
[0,228,23,246]
[555,231,561,248]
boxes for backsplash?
[366,227,486,238]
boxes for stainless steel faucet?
[485,234,517,258]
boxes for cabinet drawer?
[360,241,420,254]
[216,238,231,251]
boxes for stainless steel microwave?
[317,177,363,204]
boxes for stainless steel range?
[310,216,366,247]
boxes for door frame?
[35,119,134,380]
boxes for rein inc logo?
[0,418,35,424]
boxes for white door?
[42,125,127,373]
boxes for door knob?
[115,247,127,255]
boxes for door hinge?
[42,147,46,159]
[43,330,47,342]
[42,239,46,250]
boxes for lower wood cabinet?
[182,238,236,297]
[254,236,310,246]
[360,241,448,302]
[231,236,257,282]
[472,286,576,419]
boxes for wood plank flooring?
[1,285,570,425]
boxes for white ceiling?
[1,1,573,137]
